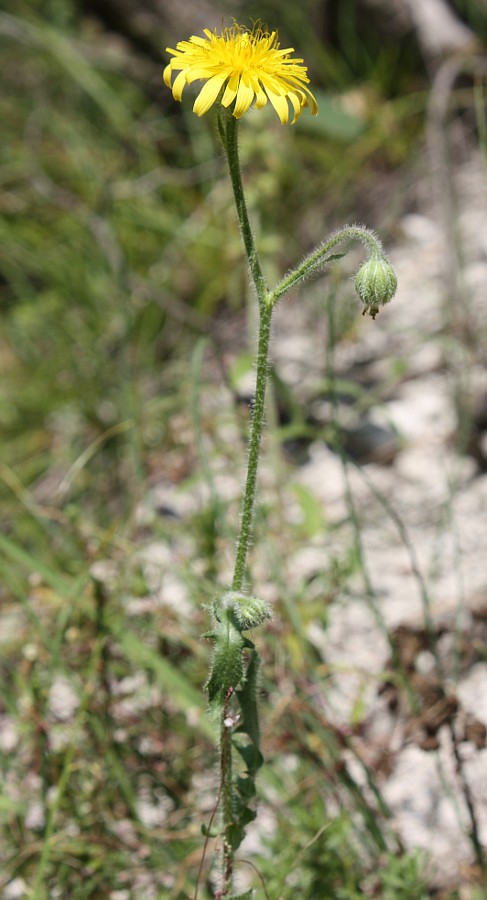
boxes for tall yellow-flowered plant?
[164,22,396,899]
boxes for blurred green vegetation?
[1,0,486,897]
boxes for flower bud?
[221,592,272,630]
[354,253,397,319]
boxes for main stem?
[232,303,271,591]
[218,113,272,896]
[222,114,268,304]
[222,113,271,593]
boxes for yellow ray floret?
[163,23,318,125]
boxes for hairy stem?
[269,224,383,305]
[232,303,272,592]
[221,113,268,303]
[218,112,272,896]
[220,689,235,897]
[221,112,272,593]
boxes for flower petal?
[285,77,319,115]
[193,73,227,116]
[163,63,173,87]
[253,86,268,110]
[221,72,240,108]
[233,75,255,118]
[287,91,303,123]
[172,70,189,101]
[265,89,290,124]
[185,66,220,83]
[306,90,319,116]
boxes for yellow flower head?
[163,23,318,125]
